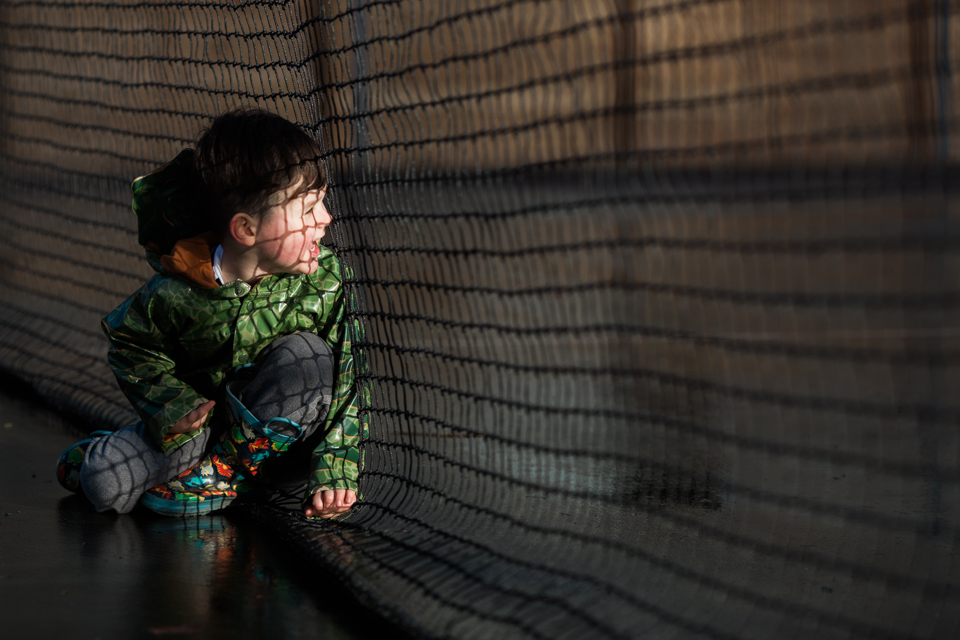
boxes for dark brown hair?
[194,108,326,239]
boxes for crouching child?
[56,109,359,519]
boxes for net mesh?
[2,1,959,638]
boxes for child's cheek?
[277,237,302,259]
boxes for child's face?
[253,184,330,276]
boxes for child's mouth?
[310,241,320,258]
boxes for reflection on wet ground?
[0,381,396,640]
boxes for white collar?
[212,244,225,285]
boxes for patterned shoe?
[140,381,303,517]
[139,485,243,517]
[56,431,113,492]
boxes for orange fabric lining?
[159,232,220,288]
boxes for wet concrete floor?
[0,380,397,640]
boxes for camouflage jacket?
[102,151,360,497]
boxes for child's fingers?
[168,400,216,434]
[303,489,358,519]
[175,400,215,432]
[328,490,354,515]
[189,400,216,423]
[303,492,323,517]
[304,492,326,517]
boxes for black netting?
[2,1,959,638]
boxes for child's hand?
[304,489,356,518]
[168,400,216,434]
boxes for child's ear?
[229,213,258,247]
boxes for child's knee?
[266,332,332,362]
[78,426,159,513]
[79,452,136,513]
[258,332,334,388]
[240,333,334,425]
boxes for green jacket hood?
[131,149,219,287]
[131,148,215,272]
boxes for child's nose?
[316,202,332,226]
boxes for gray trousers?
[81,332,334,513]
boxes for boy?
[55,109,359,519]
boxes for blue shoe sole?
[139,492,236,517]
